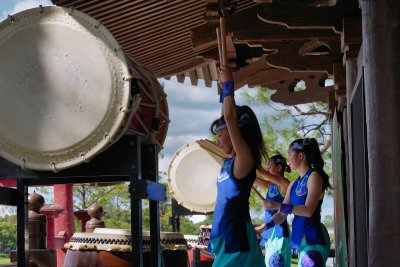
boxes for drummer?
[254,154,291,267]
[208,67,267,267]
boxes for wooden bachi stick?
[252,186,265,201]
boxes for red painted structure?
[54,184,75,267]
[41,207,63,249]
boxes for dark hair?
[210,105,267,168]
[269,154,291,175]
[289,138,332,191]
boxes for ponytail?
[269,154,291,175]
[289,138,332,191]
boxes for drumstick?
[219,16,227,66]
[252,186,265,201]
[216,27,223,99]
[216,27,223,66]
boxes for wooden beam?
[233,56,273,89]
[257,0,360,34]
[202,65,213,87]
[233,57,333,105]
[328,90,337,115]
[176,74,185,83]
[333,63,346,90]
[341,17,362,61]
[263,39,342,74]
[158,58,213,78]
[188,70,198,86]
[191,4,339,52]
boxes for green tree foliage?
[0,215,17,253]
[73,183,131,230]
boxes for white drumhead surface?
[0,6,132,170]
[168,140,227,213]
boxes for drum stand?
[0,135,166,267]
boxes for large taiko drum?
[63,228,189,267]
[168,139,228,213]
[0,6,168,172]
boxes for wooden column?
[54,184,75,267]
[362,1,400,266]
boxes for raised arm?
[256,168,290,192]
[254,176,272,189]
[219,68,254,179]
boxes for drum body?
[168,139,228,213]
[64,229,188,267]
[126,57,169,148]
[0,6,169,171]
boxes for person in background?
[265,138,332,267]
[208,67,267,267]
[254,154,291,267]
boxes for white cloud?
[12,0,53,13]
[1,0,53,21]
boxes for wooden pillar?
[54,184,75,267]
[362,1,400,266]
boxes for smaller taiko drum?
[197,225,212,249]
[168,139,228,213]
[63,229,189,267]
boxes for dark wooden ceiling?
[51,0,361,106]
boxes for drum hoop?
[168,139,227,213]
[0,6,137,171]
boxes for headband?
[213,112,250,133]
[288,138,312,152]
[270,157,287,165]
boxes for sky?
[0,0,53,20]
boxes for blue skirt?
[210,221,265,267]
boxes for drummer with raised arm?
[208,67,267,267]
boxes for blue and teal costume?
[290,169,330,267]
[209,157,265,267]
[261,183,291,267]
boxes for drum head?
[168,139,228,213]
[0,6,133,171]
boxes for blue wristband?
[279,203,294,214]
[265,221,275,229]
[219,81,234,103]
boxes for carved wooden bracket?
[262,39,342,75]
[257,0,360,34]
[233,57,332,105]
